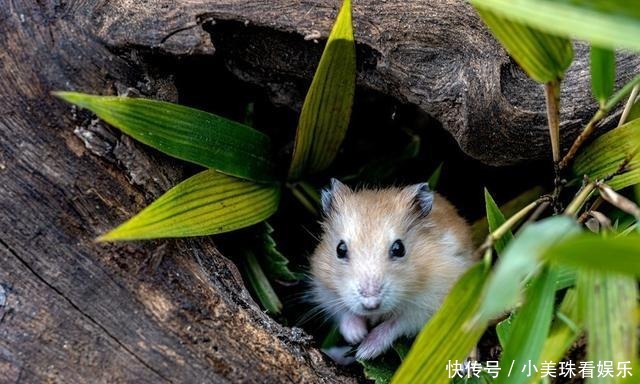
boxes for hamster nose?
[358,283,382,310]
[361,296,381,310]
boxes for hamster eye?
[336,240,348,259]
[390,239,406,258]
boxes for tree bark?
[1,0,638,383]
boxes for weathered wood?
[1,0,638,382]
[0,1,354,382]
[93,0,639,166]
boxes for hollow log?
[1,0,638,383]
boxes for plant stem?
[478,198,546,254]
[618,84,640,127]
[560,74,640,169]
[545,80,562,164]
[559,110,605,169]
[564,181,596,217]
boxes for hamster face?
[310,180,473,321]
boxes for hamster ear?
[321,178,350,215]
[411,182,434,217]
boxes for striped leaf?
[538,288,581,365]
[497,267,558,384]
[590,46,616,106]
[577,271,637,384]
[288,0,355,179]
[470,0,640,52]
[573,118,640,190]
[99,170,280,240]
[391,263,490,384]
[55,92,275,182]
[544,234,640,277]
[472,5,573,83]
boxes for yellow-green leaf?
[590,46,616,106]
[391,263,490,384]
[99,170,280,240]
[577,271,638,384]
[538,288,581,366]
[484,188,513,256]
[544,234,640,276]
[55,92,275,182]
[469,0,640,52]
[498,267,558,384]
[288,0,355,179]
[472,5,573,83]
[573,118,640,190]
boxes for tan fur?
[309,183,475,360]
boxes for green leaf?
[484,188,513,256]
[498,267,559,384]
[391,263,490,384]
[495,315,513,347]
[99,170,280,240]
[259,223,302,281]
[545,234,640,276]
[577,271,638,384]
[628,99,640,122]
[452,372,495,384]
[470,0,640,52]
[472,5,573,83]
[427,163,444,191]
[478,216,580,321]
[360,359,396,384]
[538,288,581,366]
[471,186,544,246]
[573,118,640,190]
[55,92,275,182]
[243,249,283,315]
[554,266,576,290]
[590,46,616,106]
[288,0,355,179]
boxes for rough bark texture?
[1,0,638,383]
[92,0,640,166]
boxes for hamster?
[309,179,475,360]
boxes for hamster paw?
[339,312,368,344]
[355,320,397,360]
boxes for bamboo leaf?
[495,315,513,347]
[471,5,573,83]
[99,170,280,240]
[259,223,302,281]
[55,92,275,182]
[573,117,640,190]
[478,216,580,321]
[244,249,283,314]
[497,267,558,384]
[470,0,640,52]
[538,288,581,366]
[590,46,616,106]
[544,234,640,276]
[577,271,638,384]
[484,188,513,256]
[288,0,355,179]
[391,263,490,384]
[471,186,545,246]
